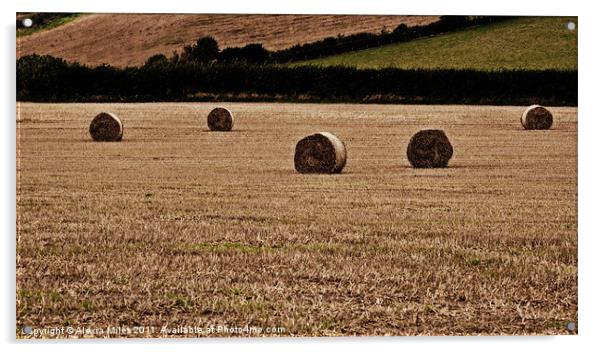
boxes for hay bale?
[521,105,553,130]
[406,129,453,168]
[89,112,123,141]
[294,132,347,174]
[207,107,233,131]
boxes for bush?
[219,44,270,64]
[183,36,220,63]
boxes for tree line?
[160,16,515,65]
[17,54,577,105]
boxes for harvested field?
[16,14,438,67]
[16,102,577,337]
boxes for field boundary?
[17,55,577,106]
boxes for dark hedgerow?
[271,16,516,63]
[169,16,515,65]
[17,54,577,106]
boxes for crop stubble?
[16,102,577,336]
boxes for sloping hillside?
[16,14,437,67]
[296,17,577,70]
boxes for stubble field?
[17,14,437,67]
[16,102,577,337]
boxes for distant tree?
[240,43,270,64]
[183,36,220,63]
[219,43,270,64]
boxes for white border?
[9,0,582,15]
[4,1,600,351]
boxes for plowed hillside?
[17,14,437,67]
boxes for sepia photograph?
[15,10,577,338]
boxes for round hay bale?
[521,105,553,130]
[207,107,233,131]
[406,129,453,168]
[89,112,123,141]
[294,132,347,174]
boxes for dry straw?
[89,112,123,141]
[406,129,453,168]
[521,105,553,130]
[294,132,347,174]
[207,107,234,131]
